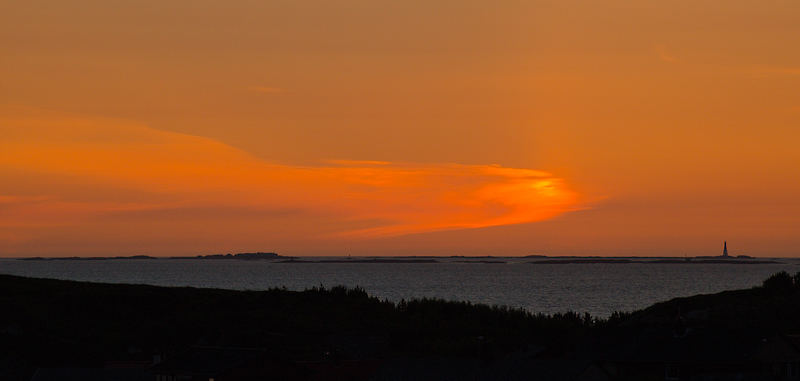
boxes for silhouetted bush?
[763,271,795,292]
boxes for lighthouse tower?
[723,241,729,258]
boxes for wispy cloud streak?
[0,116,580,246]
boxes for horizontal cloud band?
[0,116,580,245]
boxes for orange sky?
[2,1,799,256]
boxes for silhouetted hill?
[619,271,800,330]
[4,272,800,380]
[574,271,800,380]
[0,274,594,380]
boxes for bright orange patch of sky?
[0,113,579,254]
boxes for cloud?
[0,114,581,250]
[654,44,678,63]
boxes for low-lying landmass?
[17,252,287,261]
[18,255,157,261]
[16,253,785,265]
[529,258,782,264]
[169,252,284,260]
[278,258,439,264]
[529,259,635,264]
[646,258,779,264]
[3,272,800,380]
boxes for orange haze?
[2,0,800,256]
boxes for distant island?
[18,255,158,261]
[530,259,635,264]
[169,252,284,260]
[17,252,287,261]
[278,258,439,264]
[529,258,782,265]
[16,254,784,265]
[14,243,784,265]
[528,242,781,264]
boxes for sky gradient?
[2,0,799,256]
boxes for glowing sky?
[2,1,799,256]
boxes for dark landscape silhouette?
[4,272,800,380]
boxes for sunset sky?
[2,0,799,257]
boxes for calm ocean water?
[1,257,798,317]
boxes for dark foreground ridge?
[3,273,800,380]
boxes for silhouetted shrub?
[763,271,795,292]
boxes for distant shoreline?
[529,258,783,265]
[12,254,785,264]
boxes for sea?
[1,257,798,317]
